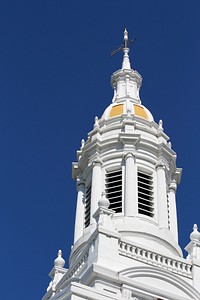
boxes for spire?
[111,29,141,103]
[122,28,131,70]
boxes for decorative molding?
[118,241,192,278]
[119,133,140,146]
[88,156,103,167]
[92,159,103,167]
[121,287,132,299]
[123,152,135,161]
[155,161,166,170]
[65,251,89,280]
[169,180,177,192]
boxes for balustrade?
[118,241,192,278]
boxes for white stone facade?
[42,30,200,300]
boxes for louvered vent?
[138,171,154,217]
[105,170,122,213]
[84,185,91,228]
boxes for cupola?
[101,29,154,123]
[72,29,182,263]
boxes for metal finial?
[193,224,198,231]
[111,29,136,56]
[124,28,128,48]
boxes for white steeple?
[42,30,200,300]
[122,28,131,70]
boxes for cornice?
[78,139,102,168]
[157,129,170,141]
[77,135,176,172]
[91,156,103,167]
[156,161,166,170]
[157,144,176,167]
[119,133,140,145]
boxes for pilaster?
[156,162,168,229]
[74,179,85,243]
[124,153,137,217]
[90,158,103,224]
[168,180,178,242]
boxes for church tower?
[42,30,200,300]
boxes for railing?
[66,251,89,280]
[118,241,192,278]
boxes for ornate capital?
[92,157,103,167]
[156,161,165,170]
[169,179,177,191]
[123,152,135,161]
[89,154,103,167]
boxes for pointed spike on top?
[122,28,131,70]
[58,249,62,256]
[81,139,85,149]
[158,119,163,130]
[193,224,198,231]
[94,116,99,129]
[124,28,128,45]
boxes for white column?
[90,159,102,224]
[156,162,168,228]
[124,153,137,217]
[74,181,85,243]
[168,180,178,242]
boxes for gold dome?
[101,102,154,122]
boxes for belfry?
[42,30,200,300]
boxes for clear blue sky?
[1,1,200,299]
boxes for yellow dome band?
[109,104,124,118]
[134,104,148,120]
